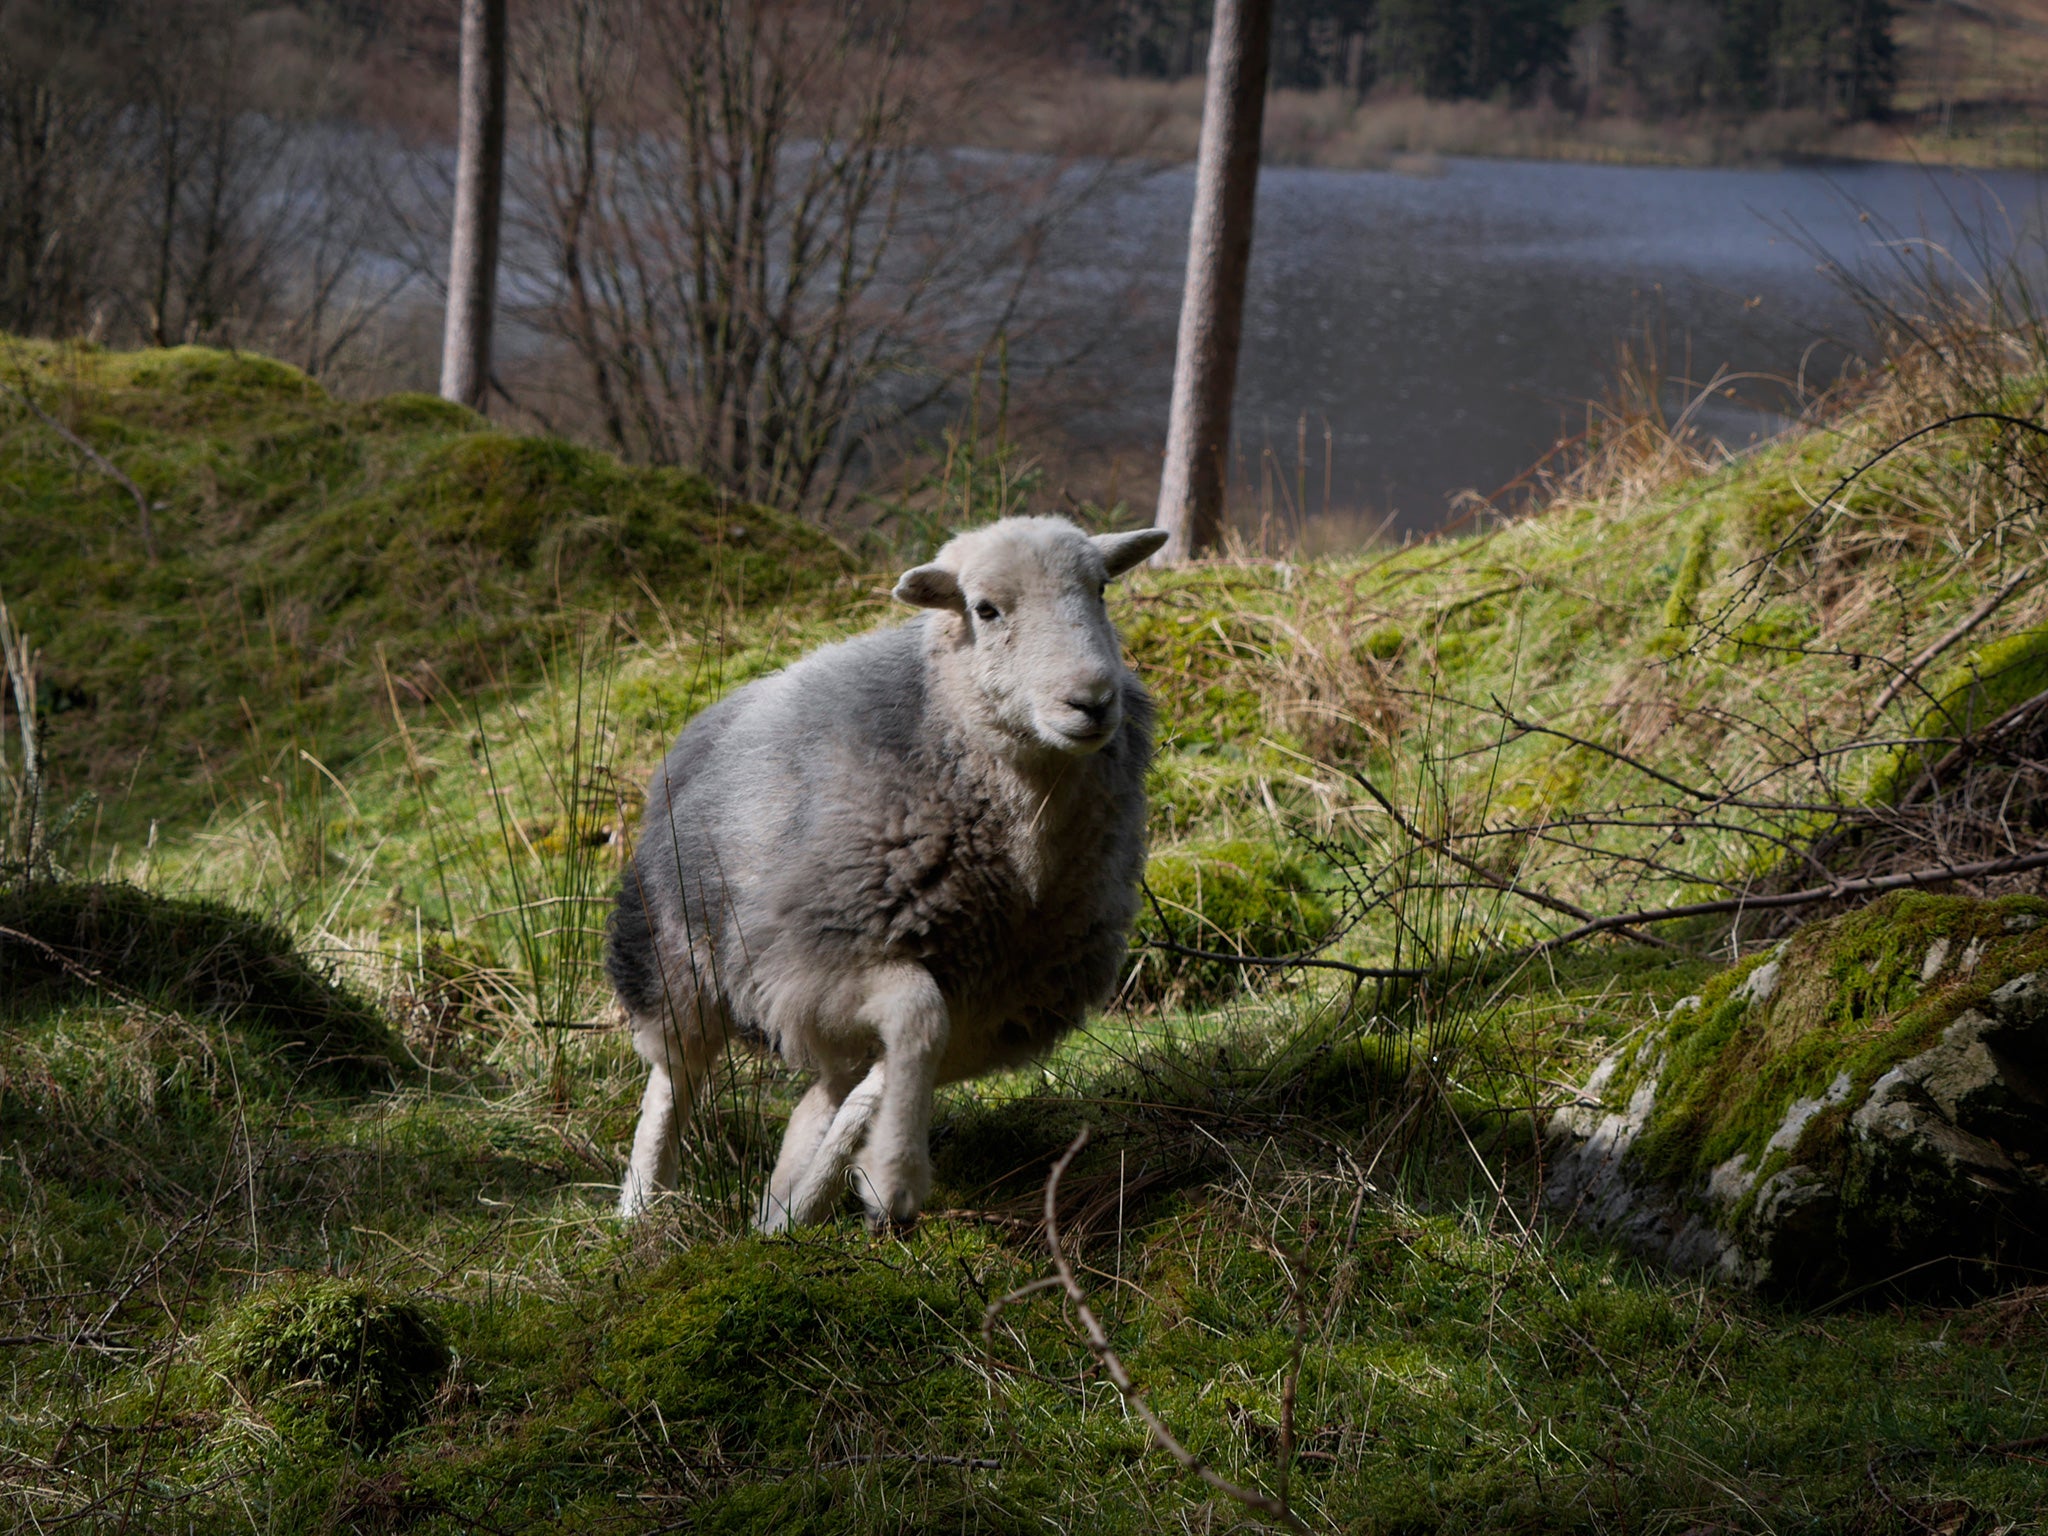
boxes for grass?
[6,330,2048,1531]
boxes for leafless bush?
[502,0,1098,513]
[0,0,407,374]
[0,0,131,336]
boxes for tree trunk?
[441,0,508,412]
[1152,0,1273,564]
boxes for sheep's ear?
[1095,528,1170,578]
[894,563,964,610]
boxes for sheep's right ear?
[894,564,964,610]
[1095,528,1170,578]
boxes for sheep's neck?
[928,680,1095,906]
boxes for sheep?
[606,515,1169,1228]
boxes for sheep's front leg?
[851,965,948,1230]
[757,1067,863,1232]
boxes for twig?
[1535,846,2048,949]
[1348,767,1676,950]
[820,1452,1003,1470]
[0,377,157,561]
[1139,878,1423,981]
[982,1128,1310,1532]
[1871,560,2041,718]
[1140,934,1423,981]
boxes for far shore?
[968,76,2048,176]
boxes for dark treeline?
[0,0,394,361]
[1079,0,1897,120]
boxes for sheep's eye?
[973,600,1001,622]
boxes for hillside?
[5,337,2048,1531]
[0,339,851,847]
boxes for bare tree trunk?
[442,0,508,411]
[1153,0,1272,564]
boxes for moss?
[211,1276,448,1448]
[595,1245,980,1457]
[1870,627,2048,802]
[1358,624,1406,662]
[1133,838,1333,1003]
[112,345,324,402]
[1661,519,1713,630]
[1626,893,2048,1195]
[352,392,485,435]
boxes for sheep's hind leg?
[756,1067,862,1231]
[617,1000,725,1218]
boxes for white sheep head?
[894,517,1166,757]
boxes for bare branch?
[982,1128,1310,1532]
[0,375,156,560]
[1536,847,2048,950]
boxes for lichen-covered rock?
[1547,893,2048,1294]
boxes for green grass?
[5,338,2048,1531]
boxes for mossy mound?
[1550,892,2048,1294]
[211,1277,449,1448]
[1869,627,2048,802]
[0,881,395,1078]
[1119,582,1282,750]
[595,1245,981,1459]
[0,336,854,840]
[1132,838,1333,1004]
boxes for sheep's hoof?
[615,1177,656,1220]
[862,1206,923,1237]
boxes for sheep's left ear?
[1094,528,1170,578]
[894,563,964,610]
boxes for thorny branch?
[983,1127,1311,1532]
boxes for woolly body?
[607,517,1164,1226]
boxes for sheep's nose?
[1067,692,1114,727]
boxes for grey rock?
[1548,963,2048,1295]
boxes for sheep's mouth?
[1045,715,1118,752]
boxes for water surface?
[1043,156,2048,536]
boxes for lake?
[1039,155,2048,538]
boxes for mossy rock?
[1131,839,1333,1005]
[211,1277,448,1448]
[0,881,396,1080]
[1548,893,2048,1295]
